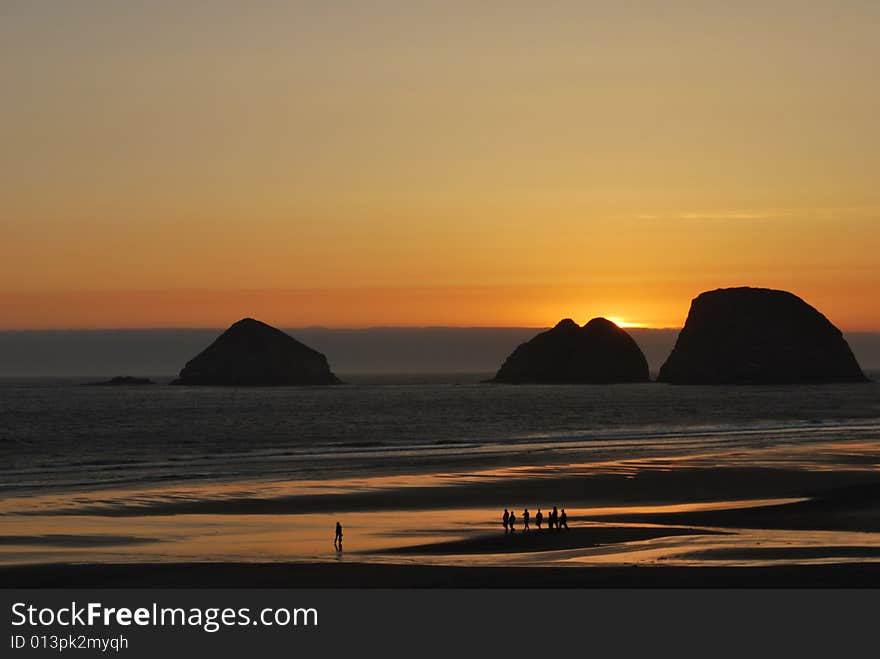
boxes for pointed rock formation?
[492,317,650,383]
[658,287,866,384]
[172,318,341,386]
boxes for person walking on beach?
[551,506,559,530]
[559,509,568,530]
[508,509,516,533]
[523,508,530,532]
[503,508,510,533]
[535,508,543,530]
[334,521,343,550]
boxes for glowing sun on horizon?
[605,316,645,329]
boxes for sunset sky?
[2,2,878,330]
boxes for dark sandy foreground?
[4,561,880,588]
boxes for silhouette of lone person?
[334,521,343,551]
[503,508,510,534]
[508,509,516,533]
[535,508,543,530]
[523,508,530,532]
[559,509,568,530]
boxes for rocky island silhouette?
[172,317,341,386]
[491,317,650,383]
[79,287,870,387]
[658,287,866,384]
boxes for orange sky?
[2,3,878,330]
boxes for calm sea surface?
[2,374,879,499]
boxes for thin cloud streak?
[635,206,880,221]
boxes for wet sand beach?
[3,434,880,587]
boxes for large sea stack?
[173,318,341,386]
[492,317,650,383]
[658,287,866,384]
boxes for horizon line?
[2,325,880,334]
[0,324,686,332]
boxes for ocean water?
[2,374,880,569]
[2,374,879,499]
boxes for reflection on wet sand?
[1,439,880,575]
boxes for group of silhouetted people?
[502,506,567,533]
[332,508,571,551]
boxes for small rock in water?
[88,376,155,386]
